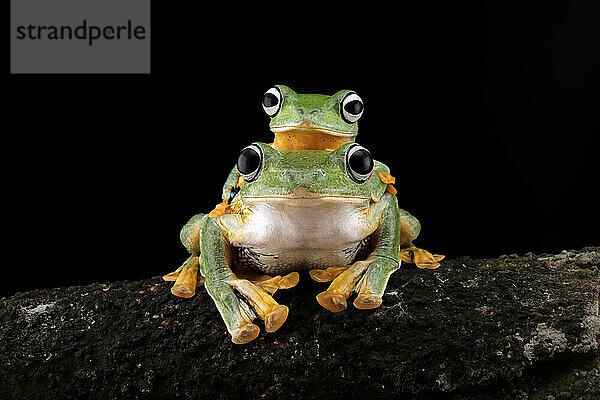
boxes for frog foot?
[230,279,290,334]
[398,247,445,269]
[162,255,205,298]
[316,256,399,312]
[204,276,291,344]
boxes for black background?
[5,2,599,297]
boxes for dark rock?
[1,248,599,399]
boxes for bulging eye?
[346,144,374,183]
[340,92,364,123]
[237,144,263,182]
[262,87,282,117]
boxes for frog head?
[234,142,388,203]
[262,85,364,151]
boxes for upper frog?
[262,85,364,151]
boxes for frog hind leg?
[398,209,421,247]
[200,218,290,344]
[397,210,445,269]
[162,213,207,298]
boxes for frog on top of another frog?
[162,85,444,344]
[211,85,369,222]
[263,84,363,151]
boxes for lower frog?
[163,143,443,344]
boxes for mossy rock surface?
[1,248,598,399]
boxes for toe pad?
[231,323,260,344]
[354,294,383,309]
[316,291,348,313]
[265,305,289,333]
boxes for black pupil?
[237,147,261,175]
[344,100,363,115]
[263,93,279,108]
[349,149,373,176]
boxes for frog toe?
[165,255,203,298]
[264,304,289,333]
[231,322,261,344]
[309,266,349,283]
[162,266,182,281]
[353,293,383,310]
[171,284,195,298]
[316,290,348,313]
[415,261,441,269]
[277,272,300,289]
[255,272,299,294]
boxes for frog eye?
[237,144,263,182]
[346,144,373,183]
[340,92,364,124]
[262,87,282,118]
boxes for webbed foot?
[202,270,297,344]
[166,260,296,344]
[316,256,399,312]
[398,247,445,269]
[230,279,290,333]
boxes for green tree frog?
[263,84,363,151]
[163,143,443,344]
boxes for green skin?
[221,85,361,194]
[269,84,359,138]
[179,143,421,344]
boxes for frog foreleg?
[353,255,400,309]
[200,217,289,344]
[395,210,445,269]
[179,213,204,253]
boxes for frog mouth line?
[242,194,369,204]
[271,125,355,137]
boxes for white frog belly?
[225,197,379,274]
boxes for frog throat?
[272,129,353,151]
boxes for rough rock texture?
[1,248,599,399]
